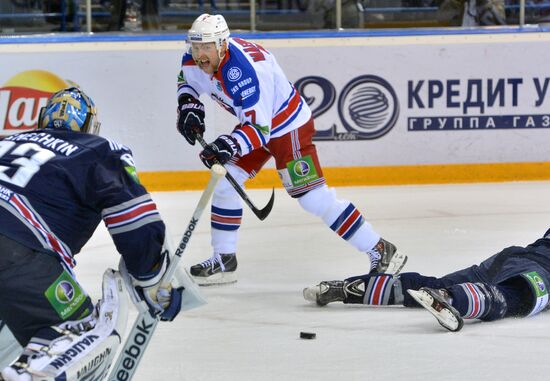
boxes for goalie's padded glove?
[157,286,184,321]
[132,252,184,321]
[199,134,239,168]
[177,94,205,145]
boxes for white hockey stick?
[107,164,226,381]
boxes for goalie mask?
[187,13,230,52]
[38,87,100,135]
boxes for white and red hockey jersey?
[177,37,312,156]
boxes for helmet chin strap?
[214,43,227,72]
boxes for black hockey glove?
[199,135,239,168]
[177,94,205,145]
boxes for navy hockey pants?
[0,234,93,346]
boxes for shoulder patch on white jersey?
[227,67,242,82]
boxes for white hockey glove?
[131,252,184,322]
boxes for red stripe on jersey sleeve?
[237,123,263,150]
[105,203,157,225]
[272,90,301,128]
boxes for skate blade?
[193,272,237,287]
[386,252,408,275]
[407,289,463,332]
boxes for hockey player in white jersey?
[0,88,184,380]
[176,14,408,285]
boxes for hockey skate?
[303,280,347,306]
[407,287,464,332]
[190,253,237,286]
[368,238,407,275]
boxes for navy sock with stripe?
[447,282,508,321]
[344,274,404,305]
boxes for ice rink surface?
[75,181,550,381]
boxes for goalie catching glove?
[131,251,184,321]
[177,94,205,145]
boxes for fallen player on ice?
[304,228,550,332]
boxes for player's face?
[191,42,221,75]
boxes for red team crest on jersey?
[0,70,75,135]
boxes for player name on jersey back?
[5,131,80,156]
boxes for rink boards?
[1,28,550,189]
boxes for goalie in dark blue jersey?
[304,229,550,332]
[0,88,184,380]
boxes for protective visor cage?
[187,13,230,50]
[38,87,101,135]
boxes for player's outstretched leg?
[407,287,464,332]
[408,280,517,332]
[303,280,347,306]
[297,185,407,275]
[304,274,404,307]
[190,252,238,286]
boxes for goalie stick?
[107,164,226,381]
[195,134,275,221]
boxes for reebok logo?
[112,318,155,381]
[175,217,198,258]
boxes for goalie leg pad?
[0,323,21,370]
[1,269,128,381]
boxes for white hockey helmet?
[188,13,230,50]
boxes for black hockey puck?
[300,332,316,340]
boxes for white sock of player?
[298,185,380,252]
[210,164,248,255]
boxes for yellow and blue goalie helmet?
[38,87,100,135]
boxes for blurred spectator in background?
[109,0,159,31]
[437,0,506,26]
[509,0,550,24]
[42,0,78,30]
[141,0,160,29]
[311,0,364,28]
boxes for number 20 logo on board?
[296,75,399,141]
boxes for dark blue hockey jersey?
[0,129,165,281]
